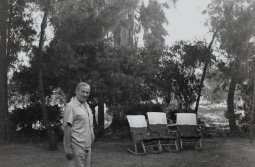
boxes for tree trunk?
[0,0,9,143]
[97,98,104,137]
[227,74,238,135]
[249,61,255,142]
[194,31,217,114]
[37,1,57,150]
[88,102,98,138]
[113,8,135,47]
[194,62,208,113]
[6,0,13,61]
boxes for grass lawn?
[1,137,255,167]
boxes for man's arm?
[63,103,74,160]
[64,123,73,160]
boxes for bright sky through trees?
[138,0,211,47]
[164,0,211,45]
[19,0,211,65]
[33,0,212,48]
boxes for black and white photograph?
[0,0,255,166]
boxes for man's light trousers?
[67,144,91,167]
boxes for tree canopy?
[6,0,255,144]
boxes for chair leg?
[175,140,179,151]
[127,140,146,155]
[134,141,138,153]
[160,139,179,152]
[158,141,163,152]
[141,141,147,154]
[143,140,162,153]
[180,138,183,150]
[194,138,202,151]
[198,138,202,150]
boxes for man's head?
[75,82,90,103]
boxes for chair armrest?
[167,128,178,133]
[195,126,204,136]
[167,124,178,131]
[196,125,205,132]
[167,129,178,137]
[147,128,161,137]
[167,124,177,128]
[136,132,158,140]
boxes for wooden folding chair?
[176,113,202,150]
[147,112,179,152]
[126,115,161,154]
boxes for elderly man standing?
[63,82,95,167]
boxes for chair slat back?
[126,115,147,128]
[147,112,168,125]
[176,113,197,125]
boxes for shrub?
[10,103,63,140]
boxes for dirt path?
[0,137,255,167]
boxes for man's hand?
[65,147,73,160]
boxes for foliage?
[9,104,62,133]
[46,0,172,106]
[240,77,254,131]
[154,43,201,110]
[10,0,201,136]
[51,0,139,45]
[205,0,255,78]
[204,0,255,133]
[11,48,61,102]
[52,0,102,44]
[0,0,36,142]
[174,41,215,67]
[12,40,202,115]
[7,0,36,66]
[140,0,168,48]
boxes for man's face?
[76,85,90,103]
